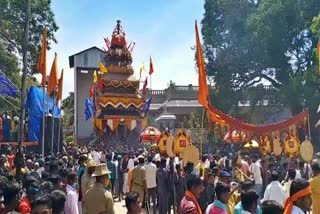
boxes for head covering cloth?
[283,187,312,214]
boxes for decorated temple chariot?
[93,20,145,141]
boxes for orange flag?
[47,53,58,96]
[149,57,154,75]
[318,42,320,75]
[56,69,64,105]
[195,20,209,108]
[37,27,47,85]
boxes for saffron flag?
[195,20,209,108]
[318,42,320,75]
[99,61,108,74]
[47,53,58,96]
[55,69,64,105]
[93,70,98,83]
[142,77,148,95]
[37,27,47,85]
[149,57,154,75]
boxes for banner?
[194,20,308,156]
[26,86,60,142]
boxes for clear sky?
[44,0,204,99]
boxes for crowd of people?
[101,128,145,153]
[0,143,319,214]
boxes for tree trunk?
[16,0,30,181]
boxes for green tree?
[62,92,74,128]
[0,0,58,112]
[188,109,208,128]
[201,0,320,115]
[0,0,58,75]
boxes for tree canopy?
[0,0,58,111]
[62,92,74,128]
[202,0,320,116]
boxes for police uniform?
[85,164,114,214]
[131,158,146,201]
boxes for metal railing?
[147,85,276,102]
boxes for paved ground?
[113,200,175,214]
[114,200,128,213]
[113,200,154,214]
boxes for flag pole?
[307,110,311,141]
[57,100,61,154]
[200,107,205,160]
[41,85,46,157]
[51,89,56,154]
[150,74,152,90]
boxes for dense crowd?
[0,143,319,214]
[101,129,145,152]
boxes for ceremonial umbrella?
[140,126,161,142]
[244,140,259,148]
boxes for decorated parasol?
[244,140,259,148]
[140,126,161,142]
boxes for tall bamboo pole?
[51,90,56,154]
[307,110,311,141]
[16,0,30,180]
[200,107,205,160]
[18,0,30,148]
[42,86,46,157]
[57,101,62,154]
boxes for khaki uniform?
[81,173,95,203]
[131,164,146,200]
[85,183,114,214]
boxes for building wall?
[74,48,104,142]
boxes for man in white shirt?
[65,172,79,214]
[145,156,157,214]
[92,149,101,164]
[249,154,263,197]
[260,170,286,206]
[127,155,135,171]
